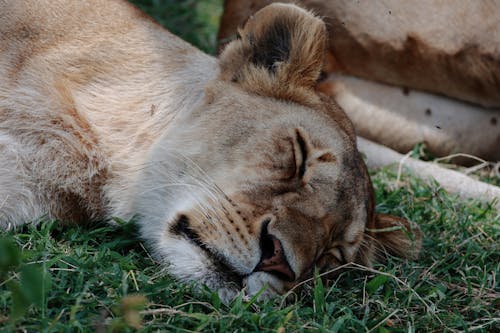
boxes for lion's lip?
[171,214,244,284]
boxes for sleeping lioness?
[0,0,421,302]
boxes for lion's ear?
[218,3,327,104]
[364,214,422,263]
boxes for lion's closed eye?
[290,128,337,185]
[294,128,308,179]
[314,246,350,279]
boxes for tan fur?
[0,0,421,302]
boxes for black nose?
[254,219,295,281]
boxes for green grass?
[128,0,222,54]
[1,1,499,332]
[1,169,498,332]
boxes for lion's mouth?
[170,214,244,285]
[253,219,296,282]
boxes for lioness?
[0,0,421,301]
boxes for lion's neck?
[74,50,218,163]
[89,48,219,219]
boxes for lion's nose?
[254,219,295,281]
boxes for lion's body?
[0,0,215,223]
[0,0,420,301]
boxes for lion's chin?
[242,271,288,301]
[210,272,287,304]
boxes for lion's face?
[132,3,421,302]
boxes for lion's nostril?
[254,219,295,281]
[259,219,275,260]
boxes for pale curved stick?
[358,137,500,209]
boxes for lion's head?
[130,3,421,302]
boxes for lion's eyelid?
[294,128,308,179]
